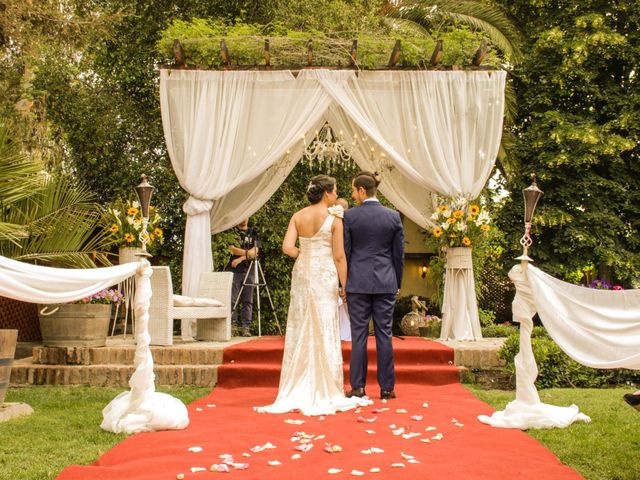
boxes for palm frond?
[388,0,522,63]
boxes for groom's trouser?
[347,292,396,392]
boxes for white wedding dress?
[256,212,369,415]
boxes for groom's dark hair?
[353,171,381,197]
[306,174,336,204]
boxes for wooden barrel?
[38,304,112,347]
[0,329,18,404]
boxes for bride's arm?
[282,215,299,258]
[331,218,348,293]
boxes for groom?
[343,171,404,400]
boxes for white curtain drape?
[479,262,640,429]
[160,70,332,298]
[160,70,506,339]
[0,255,189,433]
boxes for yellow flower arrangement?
[428,196,491,248]
[104,199,163,249]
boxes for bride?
[256,175,370,415]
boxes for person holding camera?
[225,218,259,337]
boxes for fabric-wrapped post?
[440,247,482,341]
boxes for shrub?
[499,327,640,388]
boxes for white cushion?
[173,294,224,308]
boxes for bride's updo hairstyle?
[306,175,336,204]
[353,171,381,197]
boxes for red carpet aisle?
[58,337,583,480]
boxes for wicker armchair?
[148,267,233,345]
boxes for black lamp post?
[135,173,155,256]
[517,173,543,262]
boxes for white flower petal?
[351,470,365,476]
[411,415,423,421]
[396,408,408,414]
[267,460,281,466]
[365,429,376,435]
[425,426,437,431]
[285,419,305,425]
[361,448,372,454]
[328,468,343,474]
[391,463,406,468]
[190,466,207,473]
[370,447,384,453]
[370,467,381,473]
[291,454,302,460]
[422,402,429,408]
[188,446,203,453]
[420,439,431,444]
[210,464,229,472]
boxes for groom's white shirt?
[363,198,379,203]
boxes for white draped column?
[180,196,214,339]
[478,263,591,429]
[440,247,482,340]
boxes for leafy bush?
[481,323,517,338]
[499,327,640,388]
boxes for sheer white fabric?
[440,247,482,341]
[102,261,189,433]
[160,69,507,339]
[256,213,370,415]
[160,70,332,301]
[0,255,138,303]
[0,255,189,433]
[479,263,608,429]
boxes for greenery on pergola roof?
[157,19,504,70]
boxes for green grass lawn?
[468,386,640,480]
[0,386,210,480]
[1,385,638,480]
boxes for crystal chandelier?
[303,123,353,170]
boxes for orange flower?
[124,233,135,243]
[480,224,490,232]
[469,204,480,216]
[452,210,463,219]
[127,207,139,216]
[462,236,471,246]
[109,224,119,233]
[433,227,443,238]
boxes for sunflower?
[127,207,139,216]
[448,233,457,238]
[433,227,443,238]
[447,217,456,224]
[469,204,480,216]
[480,224,490,232]
[462,236,471,246]
[153,227,163,237]
[109,224,119,233]
[452,209,463,219]
[124,233,135,243]
[438,205,448,214]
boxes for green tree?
[495,1,640,286]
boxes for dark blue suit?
[344,200,404,392]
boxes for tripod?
[233,255,282,336]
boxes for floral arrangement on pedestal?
[104,199,164,249]
[428,196,491,248]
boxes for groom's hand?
[339,287,347,301]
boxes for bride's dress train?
[256,213,369,415]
